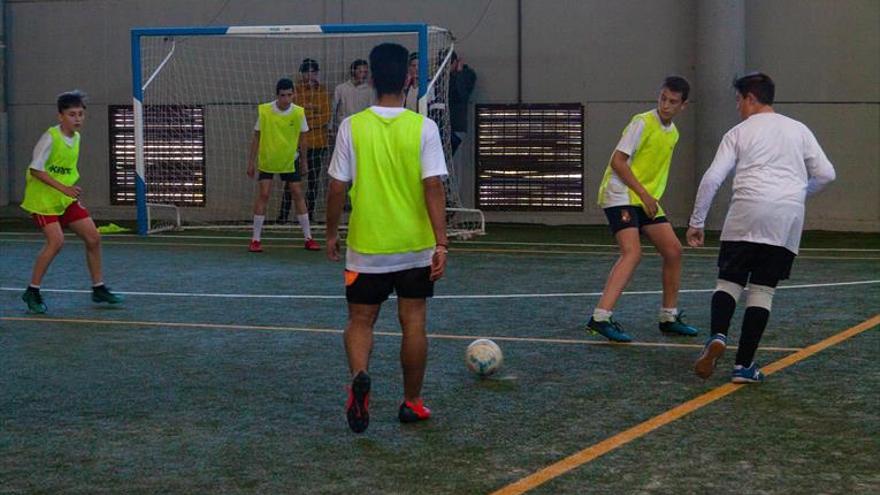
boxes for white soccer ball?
[465,338,503,376]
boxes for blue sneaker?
[732,363,764,384]
[587,317,633,343]
[694,333,727,379]
[659,312,699,336]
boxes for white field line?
[1,232,878,252]
[1,279,878,301]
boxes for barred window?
[109,105,206,206]
[476,103,584,211]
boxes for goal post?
[129,23,485,238]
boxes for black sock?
[735,306,770,366]
[710,291,737,336]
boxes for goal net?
[129,24,484,238]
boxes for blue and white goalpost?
[129,23,484,238]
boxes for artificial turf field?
[1,223,878,494]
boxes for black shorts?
[603,205,669,234]
[717,241,796,287]
[345,266,434,304]
[258,167,301,183]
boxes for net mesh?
[136,26,484,238]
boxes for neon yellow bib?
[347,109,435,254]
[257,102,305,173]
[21,126,80,215]
[598,111,679,215]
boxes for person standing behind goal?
[325,42,449,434]
[246,77,320,252]
[688,72,836,383]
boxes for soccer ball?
[465,339,503,376]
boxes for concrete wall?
[3,0,878,231]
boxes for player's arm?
[325,178,347,261]
[30,169,80,198]
[804,131,836,195]
[424,176,448,281]
[609,149,659,218]
[686,133,737,247]
[247,130,259,178]
[421,119,448,281]
[325,119,352,261]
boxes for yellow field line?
[491,313,880,495]
[0,316,802,352]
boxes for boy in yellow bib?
[246,78,319,252]
[326,43,448,433]
[20,91,123,314]
[588,76,699,342]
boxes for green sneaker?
[92,285,124,304]
[587,317,633,343]
[22,289,47,314]
[659,312,699,336]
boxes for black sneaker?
[346,371,371,433]
[92,285,124,304]
[22,288,47,314]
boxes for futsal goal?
[127,23,485,238]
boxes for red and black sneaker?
[346,371,371,433]
[398,398,432,424]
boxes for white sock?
[659,307,678,323]
[592,308,613,322]
[297,213,311,239]
[252,215,265,242]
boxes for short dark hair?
[276,78,294,93]
[662,76,690,102]
[370,43,409,97]
[408,52,419,63]
[733,72,775,105]
[299,58,319,73]
[57,90,86,113]
[350,59,368,76]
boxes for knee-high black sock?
[710,291,737,336]
[735,306,770,366]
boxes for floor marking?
[3,232,879,252]
[2,279,877,301]
[2,237,879,260]
[0,316,801,352]
[491,313,880,495]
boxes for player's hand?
[686,226,704,247]
[640,192,659,219]
[430,246,447,281]
[326,235,341,262]
[63,185,82,198]
[246,162,255,179]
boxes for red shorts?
[32,201,91,228]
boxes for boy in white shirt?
[687,73,836,383]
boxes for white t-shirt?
[328,106,448,273]
[29,126,76,171]
[601,110,676,207]
[689,112,836,254]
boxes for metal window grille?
[476,103,584,211]
[109,105,206,206]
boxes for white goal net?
[131,24,484,239]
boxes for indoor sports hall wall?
[2,0,877,231]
